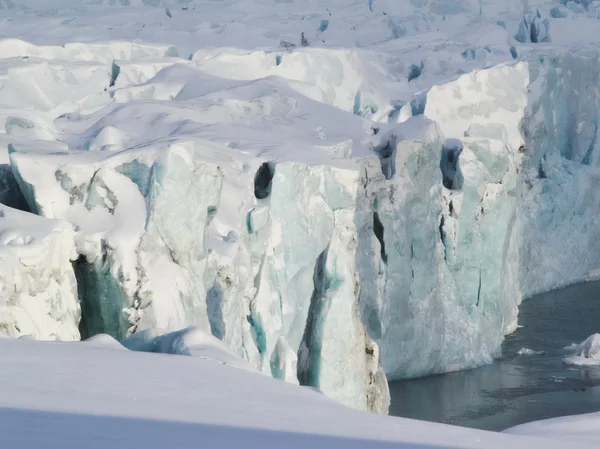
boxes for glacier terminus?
[1,1,600,435]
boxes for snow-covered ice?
[122,325,257,371]
[0,205,79,340]
[11,141,222,340]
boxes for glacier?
[10,142,222,340]
[0,204,79,340]
[2,0,600,417]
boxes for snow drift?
[122,325,257,372]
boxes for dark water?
[388,281,600,431]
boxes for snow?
[2,0,600,424]
[506,412,600,444]
[0,336,597,449]
[122,325,256,371]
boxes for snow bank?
[0,336,593,449]
[0,39,178,64]
[84,333,127,350]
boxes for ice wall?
[8,36,600,416]
[8,137,390,413]
[355,106,522,380]
[237,160,391,413]
[517,52,600,298]
[10,141,221,340]
[0,205,80,340]
[424,62,529,342]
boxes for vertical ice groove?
[297,245,329,389]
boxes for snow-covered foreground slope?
[506,412,600,445]
[3,0,600,415]
[0,336,595,449]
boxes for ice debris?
[563,334,600,366]
[517,348,545,356]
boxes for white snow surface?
[506,412,600,445]
[0,336,597,449]
[3,0,600,415]
[122,325,257,371]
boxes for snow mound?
[123,326,255,371]
[563,333,600,366]
[1,336,591,449]
[0,39,178,64]
[84,333,127,350]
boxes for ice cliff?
[517,52,600,297]
[4,0,600,416]
[10,142,221,340]
[0,205,79,340]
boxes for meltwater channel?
[389,280,600,431]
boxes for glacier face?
[355,101,522,379]
[11,142,222,340]
[5,52,599,411]
[517,52,600,298]
[198,52,600,389]
[0,205,79,340]
[4,0,600,416]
